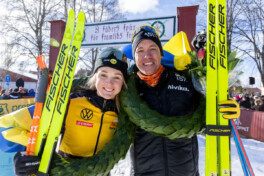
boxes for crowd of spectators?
[235,93,264,111]
[0,86,35,100]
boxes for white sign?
[82,16,176,47]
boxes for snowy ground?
[111,135,264,176]
[1,135,263,176]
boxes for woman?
[58,47,128,159]
[13,47,134,176]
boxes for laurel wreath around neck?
[120,73,206,140]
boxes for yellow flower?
[173,54,191,70]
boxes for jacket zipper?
[93,100,106,156]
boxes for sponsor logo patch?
[80,108,93,120]
[168,85,189,92]
[144,32,158,38]
[76,120,94,127]
[110,122,117,127]
[110,58,117,64]
[109,118,118,130]
[175,74,187,82]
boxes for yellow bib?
[59,97,118,157]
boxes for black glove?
[14,151,41,176]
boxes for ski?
[216,0,230,175]
[205,0,218,175]
[34,9,75,156]
[38,11,85,174]
[26,55,49,155]
[206,0,230,175]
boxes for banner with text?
[0,98,35,117]
[82,16,176,47]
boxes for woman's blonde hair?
[87,72,127,112]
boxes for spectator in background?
[235,94,241,103]
[9,88,21,99]
[249,93,255,107]
[18,87,23,93]
[239,96,251,109]
[28,89,35,97]
[252,99,264,111]
[242,88,248,97]
[8,88,13,94]
[0,89,9,99]
[260,95,264,102]
[22,88,29,97]
[18,87,29,97]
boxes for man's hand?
[14,151,40,176]
[218,98,240,119]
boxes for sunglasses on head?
[98,48,126,62]
[131,25,160,42]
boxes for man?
[125,25,240,176]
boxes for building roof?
[244,87,261,92]
[0,67,37,82]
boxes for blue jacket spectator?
[28,89,35,97]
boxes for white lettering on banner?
[82,16,176,47]
[168,85,189,92]
[235,118,249,132]
[236,126,249,132]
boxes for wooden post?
[49,20,66,72]
[177,5,199,50]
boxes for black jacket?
[131,66,200,176]
[239,98,251,109]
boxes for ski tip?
[68,9,75,18]
[77,11,85,22]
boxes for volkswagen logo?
[80,108,93,120]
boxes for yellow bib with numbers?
[59,97,118,157]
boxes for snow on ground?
[198,135,264,176]
[111,135,264,176]
[1,135,263,175]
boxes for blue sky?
[118,0,261,89]
[119,0,199,20]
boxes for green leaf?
[228,50,237,61]
[228,58,240,72]
[72,76,89,88]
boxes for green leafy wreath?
[50,72,206,175]
[120,74,206,140]
[49,108,136,176]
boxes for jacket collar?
[86,90,117,113]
